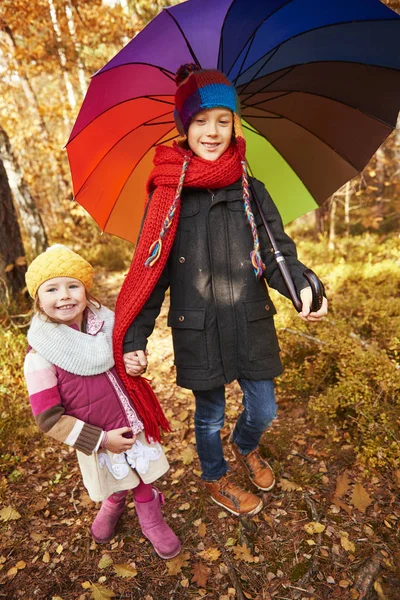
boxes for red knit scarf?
[113,142,243,441]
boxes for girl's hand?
[104,427,136,453]
[123,350,148,376]
[299,286,328,322]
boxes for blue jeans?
[193,379,277,481]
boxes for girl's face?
[187,108,233,161]
[37,277,87,328]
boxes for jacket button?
[265,304,270,311]
[179,315,185,322]
[179,256,185,264]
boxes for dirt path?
[1,270,399,600]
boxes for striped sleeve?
[24,350,102,456]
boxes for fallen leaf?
[373,580,387,600]
[339,580,351,588]
[232,543,255,563]
[113,564,138,578]
[306,539,316,546]
[278,478,302,491]
[7,567,18,579]
[350,483,372,512]
[98,554,113,569]
[181,446,196,465]
[32,498,48,513]
[218,511,228,519]
[340,532,356,553]
[90,583,116,599]
[82,582,91,589]
[15,560,26,570]
[334,471,350,499]
[180,578,189,587]
[395,470,400,487]
[42,551,50,563]
[166,552,190,575]
[178,409,189,422]
[56,545,63,555]
[326,576,335,584]
[179,503,190,511]
[0,506,21,522]
[225,538,236,547]
[303,521,325,535]
[198,547,221,562]
[198,522,207,537]
[192,562,211,587]
[173,468,185,479]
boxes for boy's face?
[187,108,233,161]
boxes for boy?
[114,64,328,516]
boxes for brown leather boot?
[204,475,262,516]
[232,445,275,491]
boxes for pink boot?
[91,493,126,544]
[134,488,181,559]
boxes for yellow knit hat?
[26,245,94,298]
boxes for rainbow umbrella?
[67,0,400,244]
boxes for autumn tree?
[0,155,26,297]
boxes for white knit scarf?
[27,306,115,376]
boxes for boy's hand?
[104,427,136,453]
[299,286,328,322]
[123,350,148,376]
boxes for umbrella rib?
[242,91,292,108]
[222,0,294,76]
[73,108,174,198]
[164,8,201,68]
[240,62,400,129]
[235,18,400,84]
[236,45,282,95]
[102,124,177,233]
[242,114,361,174]
[241,122,319,205]
[231,31,257,85]
[154,133,180,146]
[239,69,294,104]
[67,94,175,145]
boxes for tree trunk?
[65,0,87,99]
[328,196,337,251]
[47,0,77,113]
[0,157,27,297]
[0,127,48,255]
[344,181,351,237]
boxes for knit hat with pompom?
[25,245,94,298]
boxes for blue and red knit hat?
[174,64,241,135]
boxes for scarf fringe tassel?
[145,238,162,267]
[250,249,266,279]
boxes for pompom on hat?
[26,245,94,298]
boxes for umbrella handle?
[249,180,324,313]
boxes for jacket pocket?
[168,308,208,369]
[244,298,280,361]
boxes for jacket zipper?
[208,189,215,203]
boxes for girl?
[24,244,180,559]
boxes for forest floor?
[0,267,399,600]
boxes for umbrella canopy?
[67,0,400,244]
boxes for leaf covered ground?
[1,238,399,600]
